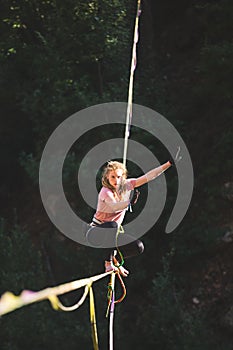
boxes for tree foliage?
[1,0,233,349]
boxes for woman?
[87,159,174,277]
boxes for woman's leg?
[86,221,144,260]
[109,233,144,278]
[86,221,144,276]
[115,234,144,260]
[86,221,118,248]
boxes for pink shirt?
[94,179,136,226]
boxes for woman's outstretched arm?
[134,161,172,188]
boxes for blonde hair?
[102,161,128,193]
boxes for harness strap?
[91,217,104,226]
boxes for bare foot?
[118,265,129,277]
[105,260,129,277]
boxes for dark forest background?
[1,0,233,349]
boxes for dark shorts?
[86,221,144,259]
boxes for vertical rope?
[123,0,142,166]
[109,273,116,350]
[115,225,125,267]
[108,3,142,348]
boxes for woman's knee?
[137,240,144,254]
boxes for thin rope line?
[108,273,116,350]
[123,0,141,166]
